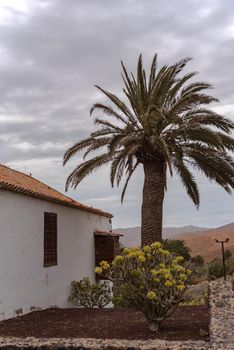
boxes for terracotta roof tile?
[0,164,112,218]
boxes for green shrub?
[209,256,234,280]
[95,242,191,332]
[191,255,205,267]
[227,257,234,274]
[224,250,232,260]
[208,258,224,280]
[162,239,191,261]
[69,277,112,308]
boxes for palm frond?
[83,137,110,160]
[173,126,225,151]
[121,62,140,117]
[121,161,139,202]
[186,149,234,193]
[173,157,200,207]
[183,110,234,134]
[217,133,234,151]
[148,53,157,93]
[110,153,124,187]
[95,85,138,126]
[90,103,128,125]
[90,127,119,138]
[63,138,93,165]
[165,71,198,107]
[170,93,218,115]
[94,118,123,132]
[180,82,213,97]
[137,54,148,112]
[65,152,114,190]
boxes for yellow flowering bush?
[147,291,157,300]
[99,260,110,270]
[95,242,191,332]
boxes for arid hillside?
[117,225,208,247]
[175,222,234,262]
[116,222,234,262]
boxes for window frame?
[43,212,58,267]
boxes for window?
[44,212,57,267]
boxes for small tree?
[191,255,205,267]
[69,277,111,308]
[95,242,191,332]
[208,258,224,280]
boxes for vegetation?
[188,250,234,282]
[95,242,191,332]
[207,258,224,280]
[208,254,234,281]
[182,281,208,306]
[120,238,191,260]
[224,249,232,260]
[162,239,191,261]
[191,255,205,267]
[69,277,111,308]
[64,54,234,246]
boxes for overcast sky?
[0,0,233,228]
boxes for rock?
[199,329,209,337]
[215,300,226,308]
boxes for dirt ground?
[0,306,209,341]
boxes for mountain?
[116,225,209,247]
[174,222,234,262]
[115,222,234,262]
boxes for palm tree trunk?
[141,161,165,247]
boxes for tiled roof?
[0,164,112,218]
[94,230,123,237]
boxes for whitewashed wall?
[0,189,111,320]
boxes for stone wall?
[209,276,234,349]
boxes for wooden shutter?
[44,212,57,267]
[95,235,120,280]
[95,236,114,265]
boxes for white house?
[0,164,121,320]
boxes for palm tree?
[64,54,234,247]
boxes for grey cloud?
[0,0,233,227]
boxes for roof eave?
[94,230,123,237]
[0,183,113,219]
